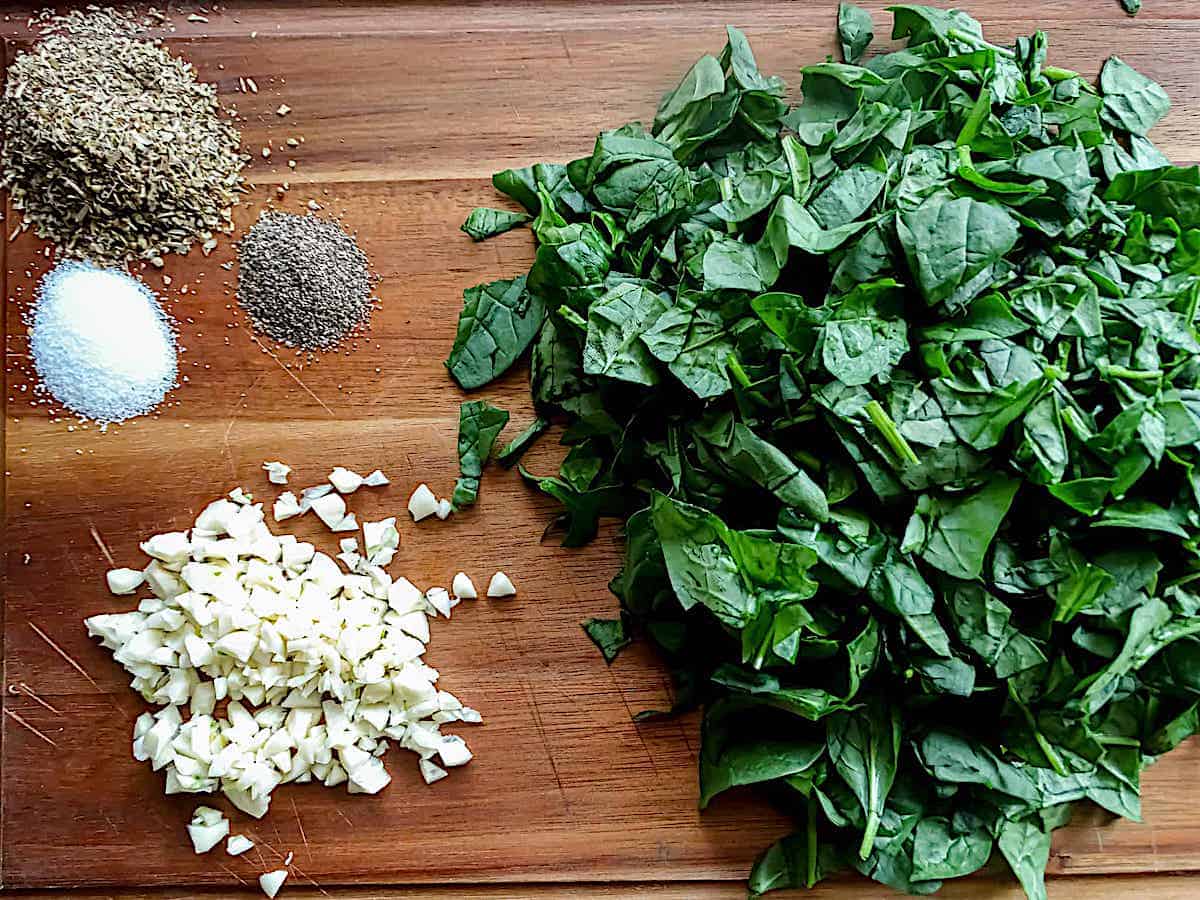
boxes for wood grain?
[4,1,1200,894]
[6,873,1200,900]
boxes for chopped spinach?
[451,9,1198,899]
[451,400,509,510]
[460,206,530,241]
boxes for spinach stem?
[556,305,588,332]
[864,400,920,464]
[805,799,818,888]
[1008,682,1068,777]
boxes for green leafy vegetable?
[452,10,1199,900]
[460,206,530,241]
[581,617,631,663]
[451,400,509,509]
[837,3,874,64]
[497,416,550,468]
[446,276,545,389]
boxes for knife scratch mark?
[29,619,131,720]
[241,326,335,416]
[4,707,58,746]
[524,680,571,814]
[10,681,61,715]
[218,862,249,886]
[292,797,312,863]
[89,522,116,567]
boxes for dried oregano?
[0,8,247,264]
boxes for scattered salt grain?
[30,261,177,422]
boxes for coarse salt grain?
[30,261,177,423]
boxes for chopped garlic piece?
[227,834,254,855]
[438,734,473,767]
[363,469,389,487]
[106,567,145,595]
[228,487,254,505]
[273,491,302,522]
[333,513,359,533]
[140,531,191,565]
[419,758,448,784]
[329,466,364,494]
[192,805,225,827]
[262,461,291,484]
[435,498,452,520]
[407,484,438,521]
[426,587,452,618]
[346,755,391,794]
[187,806,229,853]
[487,571,516,598]
[259,869,288,898]
[363,517,399,566]
[451,572,477,600]
[309,492,347,530]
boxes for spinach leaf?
[583,282,670,385]
[828,701,901,859]
[461,207,530,241]
[496,416,550,468]
[897,196,1018,307]
[904,475,1020,580]
[997,817,1052,900]
[1099,56,1170,136]
[446,276,545,389]
[581,617,631,663]
[838,3,874,65]
[451,400,510,509]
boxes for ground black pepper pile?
[236,211,375,350]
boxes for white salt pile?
[30,261,177,422]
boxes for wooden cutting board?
[3,2,1200,896]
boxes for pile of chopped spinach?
[447,5,1200,897]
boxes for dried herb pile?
[449,4,1200,898]
[0,8,246,264]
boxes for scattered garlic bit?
[407,484,438,521]
[82,492,482,821]
[363,517,399,567]
[309,492,347,530]
[435,498,452,520]
[259,869,288,899]
[419,758,448,784]
[187,805,229,854]
[328,466,363,494]
[262,461,291,485]
[487,571,516,598]
[438,734,473,767]
[106,567,145,595]
[226,833,254,855]
[363,469,389,487]
[273,491,302,522]
[451,572,477,600]
[426,587,452,619]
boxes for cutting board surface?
[4,1,1200,894]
